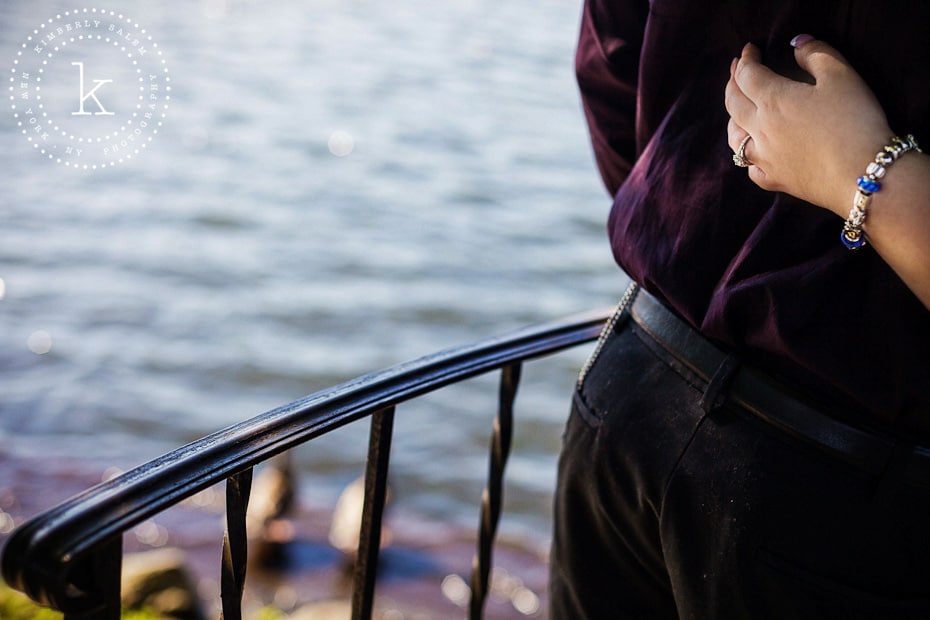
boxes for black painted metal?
[221,468,253,620]
[351,406,396,619]
[470,362,520,619]
[1,308,610,618]
[63,538,121,620]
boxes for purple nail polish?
[790,34,815,48]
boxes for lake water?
[0,0,627,559]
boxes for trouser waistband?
[626,286,930,489]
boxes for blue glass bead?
[841,229,866,250]
[857,176,881,193]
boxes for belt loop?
[701,354,741,413]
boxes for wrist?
[824,130,891,217]
[840,134,921,250]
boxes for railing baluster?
[64,537,122,620]
[470,362,521,620]
[221,468,253,620]
[352,406,396,620]
[2,309,609,618]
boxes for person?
[549,2,930,618]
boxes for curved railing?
[1,308,611,619]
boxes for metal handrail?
[1,307,611,618]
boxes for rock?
[121,548,204,620]
[248,454,296,533]
[248,453,297,568]
[285,599,351,619]
[328,477,366,557]
[328,476,392,564]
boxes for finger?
[790,34,852,82]
[747,163,774,190]
[727,119,760,169]
[724,69,756,125]
[733,42,785,100]
[726,117,749,153]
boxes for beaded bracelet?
[841,134,921,250]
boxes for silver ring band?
[733,135,752,167]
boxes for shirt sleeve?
[575,0,648,196]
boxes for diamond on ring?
[733,135,752,167]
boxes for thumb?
[790,34,852,81]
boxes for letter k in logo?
[71,61,115,115]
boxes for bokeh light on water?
[0,0,624,558]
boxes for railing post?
[469,362,521,619]
[351,406,396,620]
[221,468,253,620]
[64,537,123,620]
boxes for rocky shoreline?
[0,451,549,618]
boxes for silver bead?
[884,145,903,160]
[852,190,870,211]
[865,162,886,178]
[847,207,867,227]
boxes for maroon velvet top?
[577,0,930,431]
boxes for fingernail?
[790,34,815,48]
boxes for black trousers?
[549,308,930,619]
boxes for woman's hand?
[726,35,930,310]
[725,36,892,219]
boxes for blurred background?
[0,0,626,614]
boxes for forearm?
[857,152,930,310]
